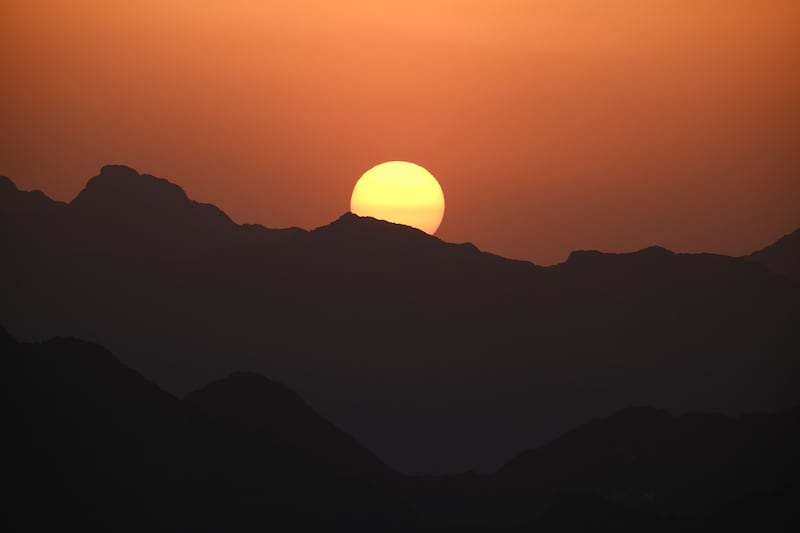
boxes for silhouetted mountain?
[4,332,211,531]
[408,406,800,531]
[299,211,535,274]
[0,175,66,219]
[185,371,396,479]
[494,405,800,514]
[745,227,800,283]
[69,165,304,261]
[0,175,66,259]
[2,166,799,474]
[3,330,409,532]
[5,327,798,531]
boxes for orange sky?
[2,0,799,264]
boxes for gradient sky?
[2,0,798,264]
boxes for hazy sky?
[2,0,798,264]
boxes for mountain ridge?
[185,370,396,479]
[4,328,408,532]
[2,165,798,474]
[4,166,798,269]
[6,327,798,531]
[745,227,800,283]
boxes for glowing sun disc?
[350,161,445,234]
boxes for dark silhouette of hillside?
[12,165,303,263]
[745,227,800,283]
[403,405,800,531]
[3,328,409,532]
[185,371,396,479]
[494,405,800,515]
[2,165,799,474]
[4,327,798,531]
[0,175,66,219]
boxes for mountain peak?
[185,370,396,477]
[566,245,674,265]
[325,212,429,232]
[334,211,360,223]
[0,175,18,194]
[66,165,244,241]
[72,165,189,207]
[311,211,438,244]
[99,164,140,179]
[636,245,674,256]
[185,371,311,432]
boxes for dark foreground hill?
[3,328,798,532]
[490,405,800,529]
[2,327,408,532]
[2,165,799,474]
[184,370,395,479]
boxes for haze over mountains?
[3,328,407,532]
[5,327,798,531]
[2,164,799,474]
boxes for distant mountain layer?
[1,165,303,263]
[185,370,394,478]
[5,328,798,532]
[2,165,799,474]
[745,227,800,283]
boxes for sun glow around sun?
[350,161,445,234]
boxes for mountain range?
[4,327,798,531]
[2,164,799,474]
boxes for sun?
[350,161,445,235]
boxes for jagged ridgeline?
[2,165,799,476]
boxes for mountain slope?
[3,329,409,532]
[2,165,799,474]
[493,404,800,528]
[5,326,799,532]
[5,332,207,531]
[185,371,396,479]
[745,227,800,283]
[410,405,800,530]
[496,406,800,505]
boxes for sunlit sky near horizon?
[2,0,799,264]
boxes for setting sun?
[350,161,445,235]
